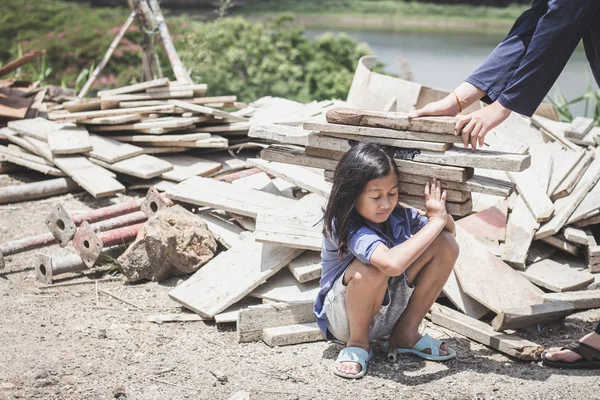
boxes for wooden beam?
[247,158,332,198]
[501,197,539,270]
[453,225,544,313]
[47,126,93,155]
[251,268,319,303]
[237,301,315,343]
[427,304,543,361]
[522,257,594,292]
[0,145,64,176]
[544,290,600,310]
[263,322,323,347]
[399,182,470,202]
[552,150,595,200]
[88,135,143,163]
[169,234,303,319]
[562,227,589,245]
[491,302,574,331]
[49,104,176,121]
[536,148,600,239]
[585,229,600,273]
[158,155,222,182]
[456,200,507,241]
[169,100,248,122]
[261,146,337,171]
[90,154,172,179]
[309,133,529,171]
[565,117,595,140]
[548,148,584,196]
[442,270,490,319]
[166,176,297,218]
[326,107,457,135]
[317,131,452,152]
[507,169,554,222]
[287,251,322,283]
[304,121,462,144]
[399,195,472,217]
[540,234,580,256]
[255,193,325,251]
[97,78,170,97]
[53,156,125,198]
[397,172,513,197]
[566,179,600,225]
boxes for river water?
[306,28,598,117]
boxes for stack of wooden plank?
[249,107,530,217]
[0,75,347,201]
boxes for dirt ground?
[1,170,600,400]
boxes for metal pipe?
[74,222,144,268]
[0,177,79,205]
[0,211,147,270]
[47,187,170,246]
[36,245,128,284]
[214,167,263,183]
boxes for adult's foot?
[544,332,600,364]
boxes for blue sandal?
[383,334,456,362]
[333,347,373,379]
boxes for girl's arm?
[445,215,456,236]
[369,179,448,277]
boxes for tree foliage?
[181,16,383,103]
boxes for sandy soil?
[1,171,599,400]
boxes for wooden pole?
[0,50,45,79]
[77,12,137,99]
[148,0,192,84]
[129,0,160,81]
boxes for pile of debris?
[1,52,599,364]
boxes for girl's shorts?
[323,269,414,342]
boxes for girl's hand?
[455,101,512,151]
[424,179,447,222]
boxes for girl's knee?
[437,231,460,261]
[346,259,388,287]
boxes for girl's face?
[355,170,398,226]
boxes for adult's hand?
[409,95,460,118]
[455,101,512,151]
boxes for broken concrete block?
[118,205,218,282]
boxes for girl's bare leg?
[336,259,388,376]
[389,231,459,354]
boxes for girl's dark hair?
[323,142,399,258]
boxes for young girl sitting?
[314,142,459,379]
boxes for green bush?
[181,15,384,102]
[0,0,177,89]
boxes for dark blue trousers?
[466,0,600,116]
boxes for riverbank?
[236,1,528,33]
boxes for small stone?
[0,382,15,389]
[113,386,127,398]
[33,370,48,380]
[34,379,52,388]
